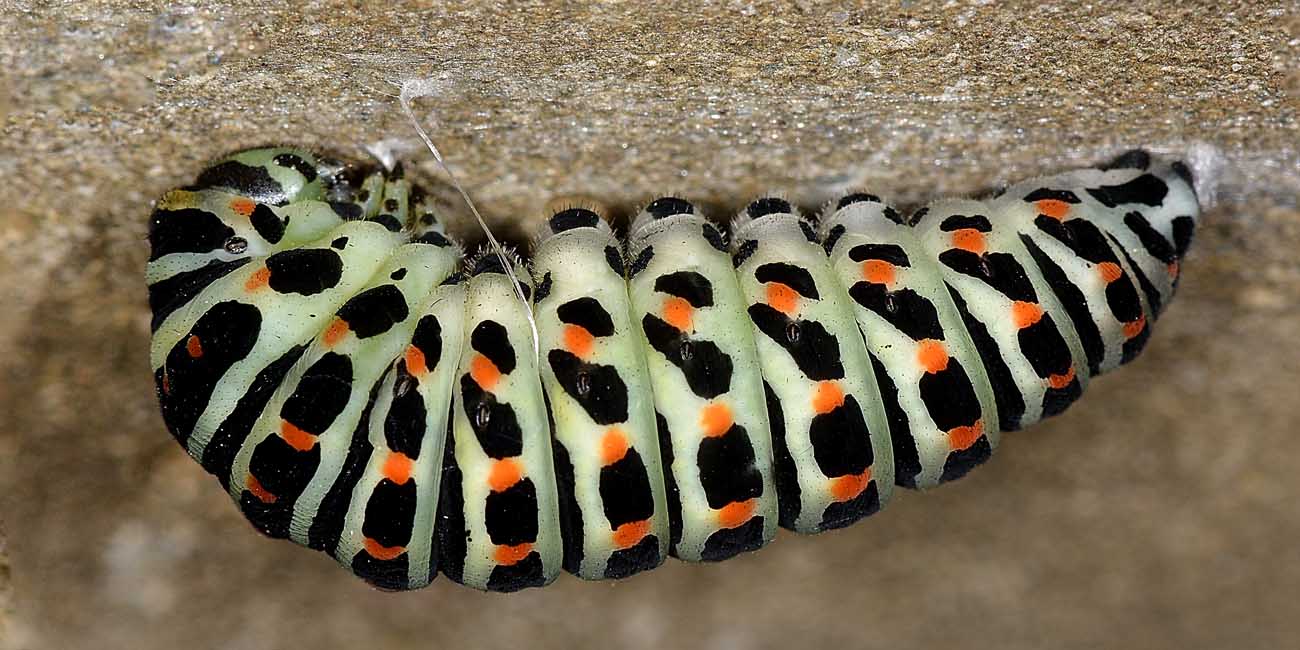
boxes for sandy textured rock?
[1,1,1296,649]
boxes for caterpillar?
[147,146,1199,592]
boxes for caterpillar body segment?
[821,196,1003,488]
[440,255,564,591]
[821,197,1002,489]
[226,239,453,544]
[993,156,1199,338]
[145,147,1201,592]
[187,146,333,207]
[144,186,347,306]
[626,201,780,562]
[531,209,673,580]
[331,279,468,590]
[995,186,1152,376]
[912,198,1091,432]
[156,218,405,466]
[730,201,895,533]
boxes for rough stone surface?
[1,2,1297,649]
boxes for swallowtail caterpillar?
[147,147,1198,591]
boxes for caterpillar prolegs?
[147,147,1199,591]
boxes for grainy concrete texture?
[1,1,1297,649]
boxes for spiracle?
[146,146,1199,591]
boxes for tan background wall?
[1,1,1297,648]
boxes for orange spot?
[383,452,413,485]
[1097,262,1123,284]
[470,354,501,391]
[229,197,256,217]
[700,402,733,437]
[404,346,427,377]
[811,381,844,415]
[488,458,522,492]
[952,229,986,255]
[1167,261,1180,279]
[564,324,595,358]
[717,499,756,529]
[601,428,630,465]
[1122,316,1147,340]
[1047,366,1076,390]
[1011,301,1044,329]
[916,339,950,374]
[861,260,895,286]
[829,468,873,502]
[364,538,407,561]
[766,282,799,316]
[495,542,533,566]
[323,318,349,347]
[1035,199,1071,221]
[185,335,204,359]
[280,420,318,452]
[245,474,277,503]
[662,296,694,331]
[612,519,652,549]
[947,419,984,451]
[244,267,270,291]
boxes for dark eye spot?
[395,375,415,397]
[421,212,437,226]
[390,268,407,281]
[331,237,348,249]
[474,402,492,428]
[384,199,399,212]
[224,236,248,254]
